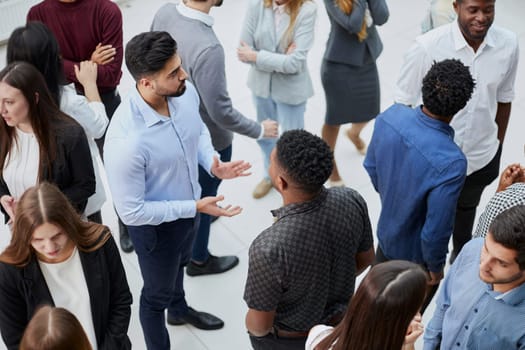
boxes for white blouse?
[39,247,98,350]
[60,84,108,216]
[305,324,335,350]
[2,128,39,200]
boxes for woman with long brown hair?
[237,0,317,199]
[7,21,109,224]
[0,182,132,350]
[306,260,427,350]
[20,306,93,350]
[320,0,388,186]
[0,62,95,224]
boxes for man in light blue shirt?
[424,205,525,350]
[104,31,251,350]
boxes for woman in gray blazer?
[321,0,388,186]
[237,0,317,199]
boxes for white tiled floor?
[1,0,525,349]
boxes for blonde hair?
[335,0,367,41]
[264,0,311,48]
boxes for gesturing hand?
[0,195,16,223]
[262,119,278,138]
[211,156,251,180]
[196,195,242,217]
[74,61,98,87]
[403,313,424,350]
[90,43,116,65]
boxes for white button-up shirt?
[395,22,519,175]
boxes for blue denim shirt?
[424,238,525,350]
[104,83,217,226]
[364,104,466,272]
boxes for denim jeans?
[192,145,232,262]
[253,95,306,178]
[127,218,198,350]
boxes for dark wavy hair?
[0,62,72,181]
[315,260,427,350]
[7,21,66,106]
[422,59,475,118]
[275,129,333,193]
[489,205,525,270]
[125,31,177,81]
[20,305,92,350]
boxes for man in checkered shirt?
[474,163,525,238]
[243,130,375,350]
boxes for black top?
[0,234,132,350]
[244,187,373,332]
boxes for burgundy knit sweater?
[27,0,123,93]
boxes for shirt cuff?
[257,123,265,140]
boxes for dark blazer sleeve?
[50,120,96,213]
[0,263,30,350]
[86,234,132,350]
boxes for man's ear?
[139,77,153,89]
[274,175,288,192]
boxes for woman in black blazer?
[0,62,95,223]
[0,182,132,350]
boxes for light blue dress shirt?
[104,83,217,226]
[424,238,525,350]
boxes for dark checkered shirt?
[244,187,373,332]
[474,183,525,237]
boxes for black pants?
[375,246,438,314]
[97,88,121,160]
[451,145,502,261]
[249,333,306,350]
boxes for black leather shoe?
[186,254,239,276]
[119,233,134,253]
[167,307,224,330]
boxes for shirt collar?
[130,86,170,128]
[486,282,525,306]
[271,187,328,221]
[272,1,285,13]
[177,1,214,27]
[452,20,496,51]
[416,106,455,138]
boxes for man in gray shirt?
[151,0,278,277]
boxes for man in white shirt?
[395,0,519,261]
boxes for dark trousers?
[375,246,438,314]
[192,145,232,262]
[249,333,306,350]
[97,88,121,160]
[451,145,502,261]
[127,218,198,350]
[87,211,102,224]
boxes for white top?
[395,22,519,175]
[2,128,39,200]
[60,84,108,215]
[176,1,214,26]
[305,324,334,350]
[39,247,98,350]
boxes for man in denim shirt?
[364,59,474,311]
[424,205,525,350]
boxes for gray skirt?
[321,59,380,125]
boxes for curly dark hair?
[275,130,333,193]
[422,59,475,118]
[125,31,177,81]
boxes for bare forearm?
[495,102,511,144]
